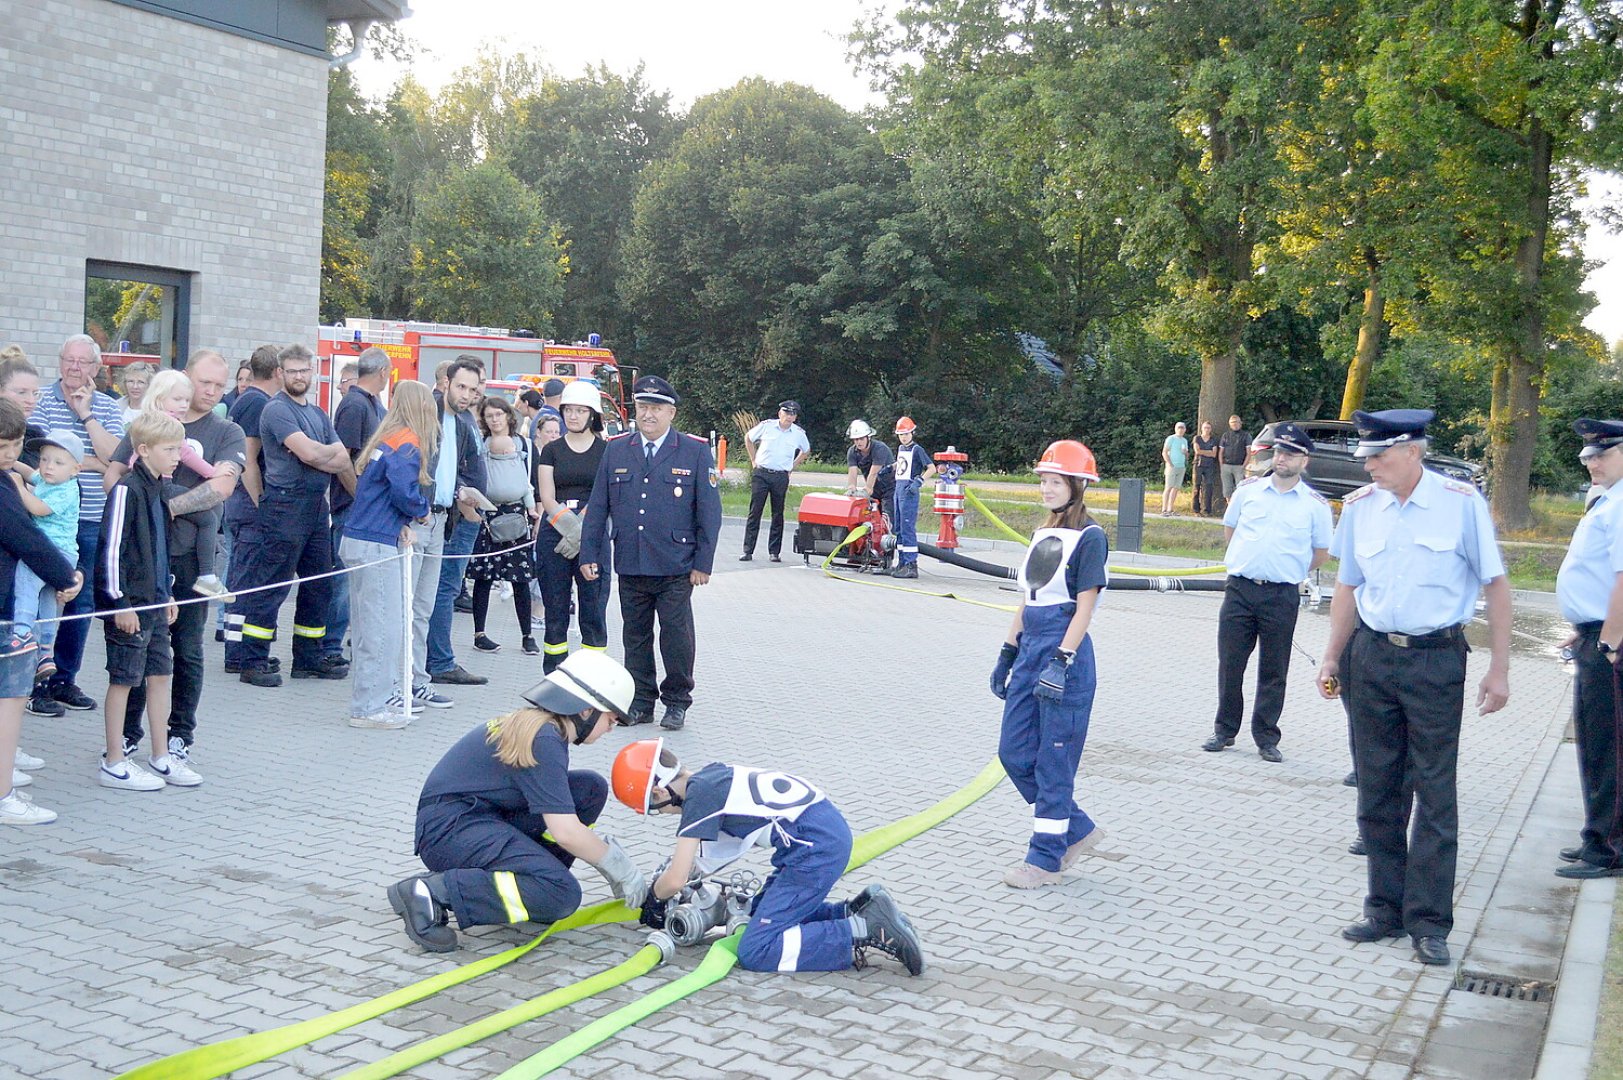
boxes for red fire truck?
[316,319,635,425]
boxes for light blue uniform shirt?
[1331,468,1506,634]
[1557,481,1623,625]
[433,410,458,507]
[747,420,809,471]
[1221,476,1334,583]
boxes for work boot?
[845,883,887,918]
[1060,826,1107,870]
[1201,734,1235,752]
[1003,861,1066,889]
[891,563,919,580]
[853,888,924,975]
[872,564,894,576]
[240,668,282,688]
[387,874,459,953]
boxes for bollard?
[1116,478,1145,553]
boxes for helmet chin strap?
[648,787,684,812]
[572,710,604,745]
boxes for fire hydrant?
[932,446,969,549]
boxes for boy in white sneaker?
[94,412,197,790]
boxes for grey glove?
[592,835,648,910]
[552,509,583,559]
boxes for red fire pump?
[792,492,892,571]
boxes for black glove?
[990,641,1019,700]
[1035,649,1073,702]
[639,891,669,930]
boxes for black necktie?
[645,441,655,464]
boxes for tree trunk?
[1197,318,1242,432]
[1489,112,1551,532]
[1339,249,1383,420]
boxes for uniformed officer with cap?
[1316,408,1511,967]
[1553,417,1623,879]
[1202,422,1334,762]
[580,376,722,731]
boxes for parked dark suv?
[1244,419,1485,500]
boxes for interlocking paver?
[0,519,1584,1077]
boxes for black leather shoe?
[225,657,281,675]
[291,662,348,680]
[1343,771,1358,787]
[1348,837,1367,856]
[1201,734,1235,753]
[1556,861,1623,879]
[1258,746,1283,763]
[1413,936,1451,965]
[660,705,687,731]
[240,668,283,688]
[622,710,654,726]
[431,666,488,686]
[739,553,753,562]
[1559,846,1582,863]
[1340,916,1402,943]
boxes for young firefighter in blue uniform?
[387,652,649,953]
[611,738,925,976]
[879,416,936,580]
[990,440,1110,888]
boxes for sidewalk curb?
[1536,876,1617,1079]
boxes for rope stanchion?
[398,541,415,724]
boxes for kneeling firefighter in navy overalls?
[388,652,649,952]
[990,440,1111,889]
[611,739,926,975]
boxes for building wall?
[0,0,329,373]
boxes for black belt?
[1358,620,1464,649]
[1576,621,1604,637]
[1230,576,1296,588]
[756,467,788,474]
[431,506,451,514]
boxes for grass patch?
[1595,899,1623,1080]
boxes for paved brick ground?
[0,519,1577,1079]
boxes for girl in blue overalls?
[611,738,925,975]
[990,440,1110,889]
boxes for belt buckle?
[1388,633,1411,648]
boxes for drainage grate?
[1452,970,1556,1003]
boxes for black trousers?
[1193,468,1220,514]
[1572,623,1623,869]
[124,552,204,748]
[1212,578,1299,747]
[743,468,791,555]
[619,573,696,711]
[1347,626,1466,938]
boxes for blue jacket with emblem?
[580,430,722,576]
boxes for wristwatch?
[1601,640,1618,657]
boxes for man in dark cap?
[740,400,810,562]
[1316,408,1511,967]
[1553,418,1623,879]
[580,376,722,731]
[1201,422,1333,762]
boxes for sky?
[351,0,1623,350]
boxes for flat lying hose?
[917,541,1016,580]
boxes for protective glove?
[990,641,1020,700]
[639,891,669,930]
[551,508,583,559]
[1035,649,1073,702]
[591,835,648,910]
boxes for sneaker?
[852,888,924,975]
[385,692,427,715]
[659,705,687,731]
[1003,861,1066,889]
[453,593,474,614]
[34,652,57,680]
[168,736,194,763]
[15,748,44,771]
[11,767,32,788]
[51,683,96,711]
[1060,827,1107,870]
[1,626,35,658]
[430,666,487,686]
[0,791,56,825]
[521,636,540,656]
[191,575,234,601]
[349,711,413,730]
[412,685,455,710]
[473,634,501,653]
[26,687,64,718]
[148,754,203,787]
[98,757,165,792]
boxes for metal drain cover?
[1452,969,1556,1003]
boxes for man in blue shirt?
[580,376,722,731]
[223,345,355,686]
[1316,409,1511,968]
[1553,418,1623,879]
[740,400,809,563]
[29,334,125,714]
[219,345,283,651]
[1202,422,1333,762]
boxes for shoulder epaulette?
[1236,475,1261,489]
[683,432,708,443]
[1302,484,1329,504]
[1441,479,1478,496]
[606,431,634,441]
[1342,483,1376,505]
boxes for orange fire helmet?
[612,739,684,814]
[1033,440,1099,483]
[894,416,917,434]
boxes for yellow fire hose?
[960,486,1226,575]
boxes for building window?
[84,261,192,371]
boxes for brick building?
[0,0,405,372]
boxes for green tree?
[410,162,565,330]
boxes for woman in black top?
[1192,420,1221,516]
[535,382,610,673]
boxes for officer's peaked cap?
[633,376,679,406]
[1352,409,1433,458]
[1271,422,1312,456]
[1575,417,1623,460]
